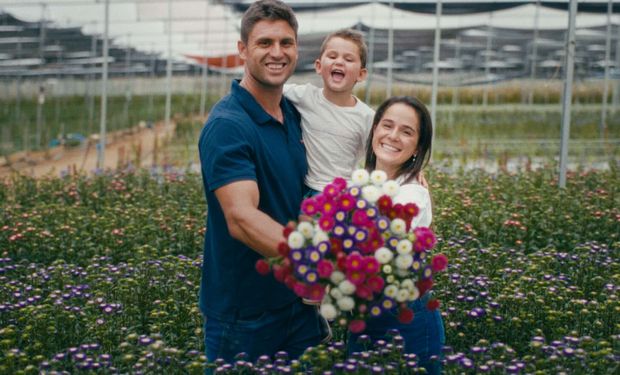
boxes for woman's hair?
[364,96,433,182]
[240,0,298,44]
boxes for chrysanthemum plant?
[255,169,448,333]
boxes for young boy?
[285,28,375,194]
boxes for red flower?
[416,278,434,296]
[347,270,366,285]
[362,256,380,274]
[282,221,296,237]
[277,242,290,257]
[333,177,347,191]
[398,306,415,324]
[307,284,326,301]
[338,193,356,212]
[330,238,343,254]
[346,252,364,271]
[352,209,369,226]
[377,195,393,214]
[355,284,373,300]
[348,319,367,333]
[366,275,385,293]
[403,202,419,220]
[272,264,289,282]
[427,299,441,310]
[255,259,270,275]
[431,253,448,272]
[293,282,308,298]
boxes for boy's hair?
[240,0,298,44]
[364,96,433,182]
[319,29,368,68]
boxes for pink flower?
[352,209,369,226]
[307,284,326,301]
[333,177,347,191]
[362,257,380,274]
[345,252,364,271]
[338,193,356,212]
[293,282,308,298]
[348,319,366,333]
[320,199,337,216]
[322,183,339,199]
[346,270,366,286]
[318,215,335,231]
[301,198,318,216]
[317,259,334,278]
[413,227,437,252]
[431,253,448,272]
[366,275,385,293]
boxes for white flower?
[383,264,393,274]
[396,239,413,255]
[382,180,400,197]
[337,296,355,311]
[330,271,345,284]
[408,286,420,301]
[330,287,344,300]
[370,170,388,186]
[361,185,381,203]
[374,247,394,264]
[351,169,370,186]
[312,229,329,246]
[384,284,398,298]
[320,303,338,320]
[395,254,413,270]
[338,280,356,295]
[401,279,415,291]
[396,289,410,302]
[297,222,314,239]
[386,274,395,284]
[390,218,407,235]
[287,231,305,249]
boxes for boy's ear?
[357,67,368,83]
[238,40,247,60]
[314,59,322,74]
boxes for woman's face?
[371,102,420,175]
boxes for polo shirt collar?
[231,79,286,126]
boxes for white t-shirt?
[284,83,375,191]
[393,175,432,228]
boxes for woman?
[348,96,445,374]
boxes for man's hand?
[215,180,284,258]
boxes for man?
[198,0,329,363]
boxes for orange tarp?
[185,53,244,68]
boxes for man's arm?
[215,180,284,258]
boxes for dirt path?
[0,121,176,179]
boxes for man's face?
[238,19,298,89]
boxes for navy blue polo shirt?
[198,80,307,321]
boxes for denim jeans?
[347,294,446,375]
[203,298,330,364]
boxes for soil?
[0,121,176,179]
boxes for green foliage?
[0,167,618,373]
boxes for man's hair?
[319,28,368,68]
[240,0,298,44]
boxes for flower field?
[1,166,618,374]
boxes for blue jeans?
[347,295,445,375]
[203,299,330,364]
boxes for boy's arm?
[215,180,284,258]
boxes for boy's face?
[315,37,367,95]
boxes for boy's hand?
[417,171,429,189]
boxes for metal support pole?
[483,12,493,107]
[97,0,110,170]
[430,0,442,142]
[365,1,376,104]
[600,0,612,138]
[165,0,173,128]
[559,0,578,189]
[386,0,394,98]
[199,0,210,118]
[528,0,540,105]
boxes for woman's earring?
[411,154,417,163]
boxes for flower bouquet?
[255,169,448,333]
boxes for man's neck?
[322,88,357,107]
[240,78,284,123]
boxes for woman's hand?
[417,171,429,189]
